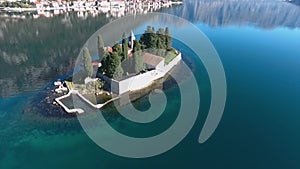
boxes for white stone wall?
[99,52,182,94]
[115,52,182,94]
[116,70,158,94]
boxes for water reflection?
[0,2,183,97]
[289,0,300,5]
[1,0,299,97]
[0,12,109,97]
[167,0,300,28]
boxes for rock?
[45,96,51,103]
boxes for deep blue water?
[1,0,300,168]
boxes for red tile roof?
[104,47,113,53]
[92,61,99,66]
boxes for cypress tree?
[150,27,157,49]
[114,65,124,79]
[157,28,166,49]
[83,47,93,77]
[156,37,164,56]
[112,42,122,59]
[165,27,172,50]
[121,32,128,61]
[98,34,105,60]
[99,51,110,74]
[133,40,144,73]
[146,26,154,33]
[140,26,157,49]
[106,51,123,78]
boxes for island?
[54,26,181,114]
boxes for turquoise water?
[1,0,300,168]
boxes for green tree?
[146,26,154,33]
[165,27,172,50]
[99,51,110,74]
[98,34,105,60]
[133,40,144,73]
[83,47,93,77]
[156,37,165,56]
[106,51,122,78]
[157,28,166,49]
[140,26,157,50]
[121,56,132,74]
[121,32,128,61]
[150,27,158,49]
[114,65,124,79]
[112,42,122,57]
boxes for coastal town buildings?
[0,0,182,19]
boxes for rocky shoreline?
[23,59,189,119]
[23,82,76,118]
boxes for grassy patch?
[65,81,74,90]
[72,83,86,91]
[164,51,178,65]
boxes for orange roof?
[92,61,99,66]
[120,44,132,50]
[104,47,113,53]
[105,45,132,54]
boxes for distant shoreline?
[0,1,183,12]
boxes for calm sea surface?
[0,0,300,168]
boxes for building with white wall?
[99,51,181,95]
